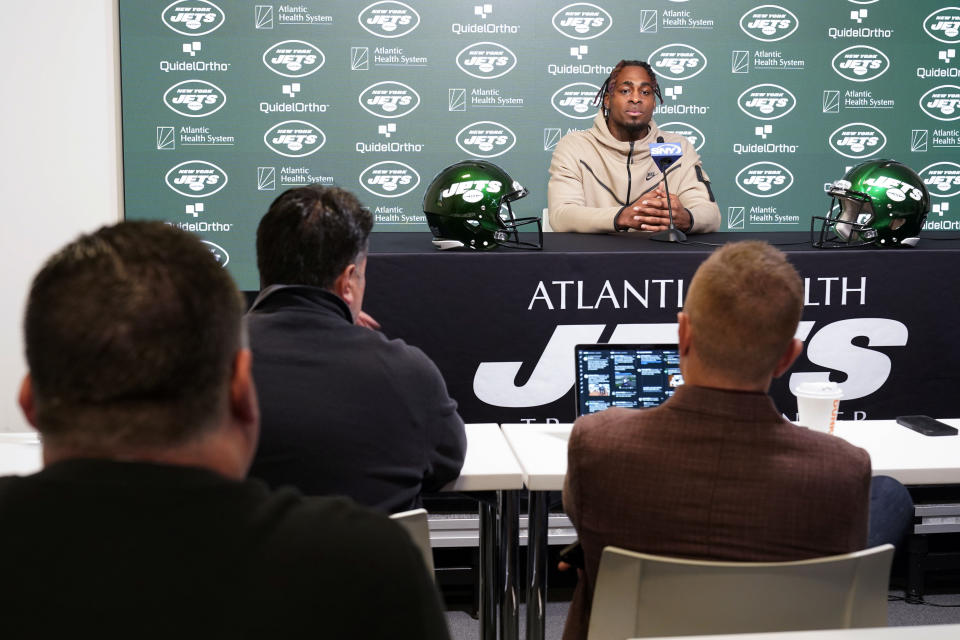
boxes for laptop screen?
[574,344,683,417]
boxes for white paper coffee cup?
[795,381,843,434]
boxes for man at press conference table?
[547,58,721,234]
[560,241,913,640]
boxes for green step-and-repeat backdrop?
[120,0,960,289]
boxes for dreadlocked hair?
[594,59,663,113]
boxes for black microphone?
[647,140,686,243]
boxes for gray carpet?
[446,591,960,640]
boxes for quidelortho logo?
[551,83,599,119]
[262,40,325,77]
[924,7,960,44]
[162,0,225,36]
[551,3,613,40]
[359,161,420,198]
[737,84,796,120]
[831,46,890,82]
[358,1,420,38]
[164,160,228,197]
[456,42,517,79]
[264,120,326,157]
[162,79,226,117]
[829,122,887,158]
[456,121,517,158]
[358,81,420,118]
[739,4,798,42]
[201,240,229,267]
[735,161,793,197]
[920,85,960,121]
[659,122,705,151]
[648,43,707,81]
[920,161,960,197]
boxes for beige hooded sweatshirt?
[547,112,721,234]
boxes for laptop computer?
[574,343,683,417]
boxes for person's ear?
[17,374,37,428]
[677,312,691,357]
[772,338,804,379]
[229,349,259,442]
[335,263,358,307]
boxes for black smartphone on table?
[896,415,958,437]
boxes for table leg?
[526,490,549,640]
[499,490,519,640]
[479,499,497,640]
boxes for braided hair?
[594,60,663,117]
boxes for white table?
[0,432,42,476]
[633,624,960,640]
[502,419,960,640]
[445,424,525,640]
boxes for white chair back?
[390,508,435,580]
[587,544,894,640]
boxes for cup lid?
[795,381,844,399]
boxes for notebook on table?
[574,343,683,417]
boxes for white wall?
[0,0,121,431]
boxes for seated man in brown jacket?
[562,241,873,640]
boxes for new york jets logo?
[441,179,503,204]
[648,44,707,81]
[358,81,421,118]
[161,0,225,36]
[359,161,420,198]
[831,46,890,83]
[456,121,517,158]
[740,4,798,42]
[920,161,960,197]
[658,122,706,151]
[551,83,600,119]
[920,85,960,121]
[829,123,887,158]
[737,84,796,120]
[863,176,925,203]
[456,42,517,79]
[735,161,793,197]
[551,3,613,40]
[201,240,229,267]
[263,121,326,157]
[163,80,226,117]
[262,41,325,78]
[164,160,228,198]
[924,7,960,44]
[358,1,420,38]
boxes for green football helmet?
[812,159,930,248]
[422,160,542,250]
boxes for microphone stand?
[649,162,686,243]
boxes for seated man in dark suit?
[562,241,887,640]
[247,185,466,513]
[1,222,449,638]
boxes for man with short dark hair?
[561,242,874,640]
[548,59,721,234]
[1,222,450,637]
[248,185,466,513]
